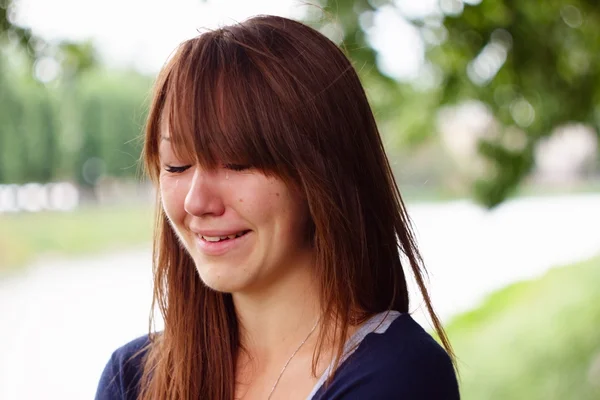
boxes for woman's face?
[158,132,314,295]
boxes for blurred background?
[1,0,599,398]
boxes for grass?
[0,204,153,275]
[446,255,600,400]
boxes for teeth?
[201,232,246,242]
[202,236,222,242]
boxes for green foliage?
[430,0,600,206]
[473,139,532,206]
[73,69,150,185]
[447,255,600,399]
[312,0,600,207]
[305,1,438,148]
[3,0,599,206]
[0,76,58,183]
[0,0,148,185]
[0,0,34,55]
[0,63,152,184]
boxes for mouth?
[194,229,252,256]
[199,230,251,243]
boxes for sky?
[12,0,435,80]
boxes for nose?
[184,167,225,217]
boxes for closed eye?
[223,163,250,171]
[165,165,191,173]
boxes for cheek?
[284,190,311,239]
[159,176,188,222]
[274,191,309,235]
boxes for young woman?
[96,14,459,400]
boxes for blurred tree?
[1,0,97,71]
[75,70,151,183]
[19,84,57,182]
[74,70,149,187]
[0,81,24,182]
[311,0,600,207]
[0,0,34,54]
[0,0,149,187]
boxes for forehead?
[157,113,198,163]
[157,118,172,148]
[159,114,170,139]
[158,135,171,152]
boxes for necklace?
[267,319,320,400]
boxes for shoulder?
[95,335,152,400]
[315,313,459,399]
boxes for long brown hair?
[140,14,455,399]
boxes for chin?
[193,263,250,294]
[201,279,242,294]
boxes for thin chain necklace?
[267,319,320,400]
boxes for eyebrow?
[160,135,171,142]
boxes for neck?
[233,254,322,363]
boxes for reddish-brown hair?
[141,14,455,399]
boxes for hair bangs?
[152,30,300,183]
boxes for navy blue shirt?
[96,312,459,399]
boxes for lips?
[193,230,251,256]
